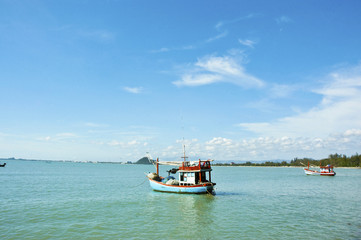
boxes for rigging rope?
[128,178,148,188]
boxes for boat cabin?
[178,160,212,186]
[320,164,334,173]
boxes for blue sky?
[1,0,361,162]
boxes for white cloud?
[206,137,233,146]
[108,140,122,146]
[195,56,241,75]
[238,64,361,138]
[178,74,222,86]
[128,140,138,145]
[314,66,361,104]
[344,129,361,137]
[190,131,360,160]
[37,136,51,141]
[152,131,361,161]
[123,87,143,94]
[173,55,264,88]
[108,139,143,147]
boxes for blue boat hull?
[148,178,214,194]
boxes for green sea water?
[1,160,360,239]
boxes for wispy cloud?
[123,87,143,94]
[55,25,115,43]
[150,45,196,53]
[38,132,78,142]
[276,15,293,31]
[150,47,170,53]
[215,13,259,31]
[85,122,108,128]
[269,83,297,98]
[206,30,228,43]
[238,39,257,48]
[276,15,292,24]
[79,29,115,42]
[56,133,77,138]
[151,14,257,54]
[173,55,264,88]
[210,14,258,43]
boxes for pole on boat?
[156,158,159,176]
[181,144,188,168]
[182,144,187,162]
[209,166,212,183]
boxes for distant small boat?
[304,162,336,176]
[0,163,6,167]
[146,147,216,194]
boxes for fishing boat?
[304,162,336,176]
[146,149,216,194]
[0,163,6,167]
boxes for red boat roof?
[179,160,212,172]
[320,165,334,169]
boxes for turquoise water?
[1,160,360,239]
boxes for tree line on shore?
[213,153,361,167]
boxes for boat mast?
[156,158,159,175]
[181,144,188,162]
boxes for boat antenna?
[180,113,188,162]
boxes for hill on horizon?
[134,157,153,164]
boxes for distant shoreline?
[0,158,125,164]
[213,165,361,169]
[1,158,360,169]
[1,154,360,169]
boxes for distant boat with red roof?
[304,161,336,176]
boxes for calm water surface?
[1,160,360,239]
